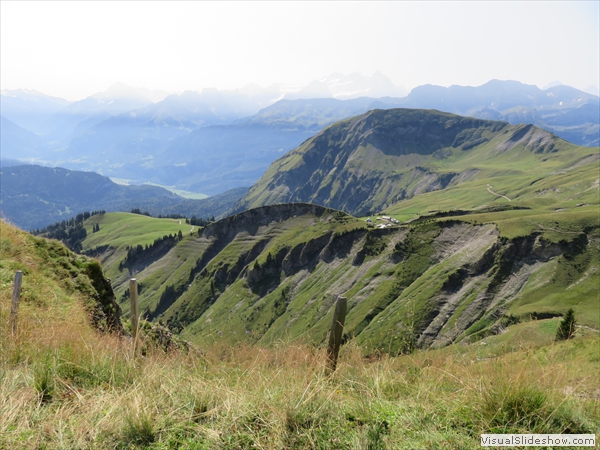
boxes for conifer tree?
[556,308,576,341]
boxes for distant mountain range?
[400,80,599,147]
[0,164,247,230]
[150,97,408,194]
[284,71,407,100]
[1,77,598,198]
[0,116,49,160]
[5,104,596,233]
[0,88,70,134]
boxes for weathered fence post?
[10,270,23,335]
[130,278,139,352]
[327,295,347,372]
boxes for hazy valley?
[2,77,598,198]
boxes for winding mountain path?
[487,184,511,201]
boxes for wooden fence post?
[10,271,23,335]
[327,295,347,372]
[130,278,139,352]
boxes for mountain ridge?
[232,109,528,215]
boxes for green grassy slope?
[83,205,599,355]
[232,109,598,219]
[2,111,599,448]
[0,220,121,337]
[3,267,598,450]
[82,212,198,314]
[384,128,598,223]
[84,212,190,250]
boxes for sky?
[1,1,599,101]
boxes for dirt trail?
[487,184,511,201]
[583,179,599,193]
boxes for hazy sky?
[1,1,598,101]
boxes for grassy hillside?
[0,220,121,335]
[2,212,599,449]
[82,212,197,307]
[81,201,599,357]
[2,104,598,448]
[3,331,599,449]
[233,109,598,217]
[71,111,598,356]
[84,212,191,250]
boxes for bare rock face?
[417,228,565,349]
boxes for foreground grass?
[1,220,598,448]
[1,323,598,449]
